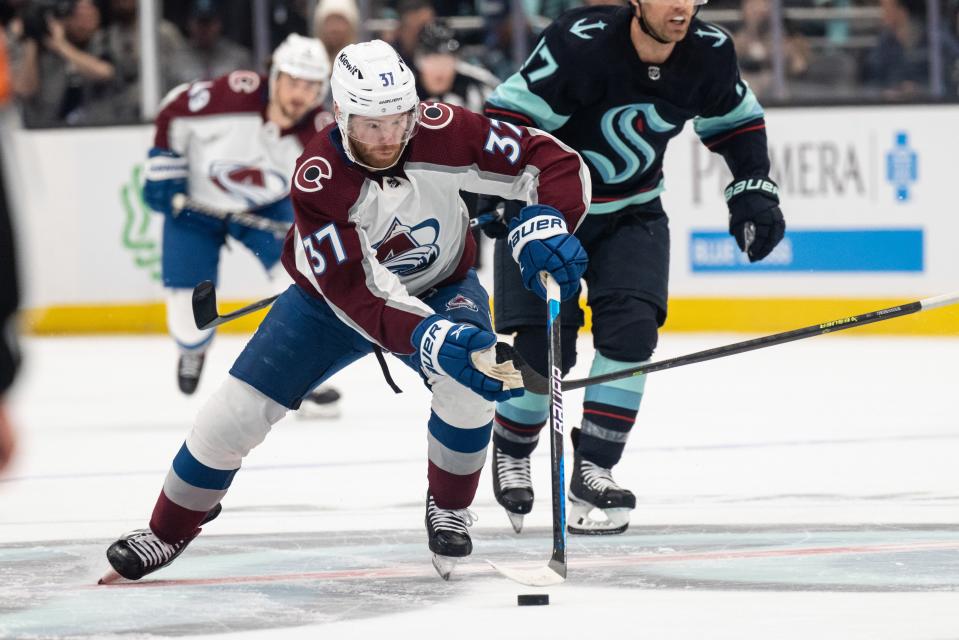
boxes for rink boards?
[4,105,958,335]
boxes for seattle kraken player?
[484,0,786,534]
[101,40,590,583]
[143,34,339,417]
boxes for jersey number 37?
[303,224,347,276]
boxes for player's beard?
[280,99,310,125]
[350,139,404,170]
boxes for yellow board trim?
[22,297,959,336]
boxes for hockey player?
[143,33,340,416]
[101,39,591,582]
[483,0,786,534]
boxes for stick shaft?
[545,275,567,578]
[199,294,279,330]
[172,194,290,237]
[562,292,959,391]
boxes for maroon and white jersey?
[154,70,333,211]
[282,102,591,356]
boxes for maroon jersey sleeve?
[154,70,266,151]
[410,103,591,231]
[281,136,434,355]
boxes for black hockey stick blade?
[192,281,280,330]
[495,342,549,394]
[192,280,219,330]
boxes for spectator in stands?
[734,0,810,99]
[862,0,959,98]
[166,0,253,88]
[312,0,359,64]
[413,21,498,112]
[269,0,310,50]
[389,0,434,62]
[15,0,116,127]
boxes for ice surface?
[2,333,958,639]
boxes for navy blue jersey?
[486,5,771,214]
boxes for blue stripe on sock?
[584,385,644,412]
[496,391,548,425]
[427,413,492,454]
[171,442,238,491]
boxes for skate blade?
[97,568,125,585]
[432,553,459,581]
[567,504,631,535]
[488,560,565,587]
[506,511,525,534]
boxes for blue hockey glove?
[411,315,524,403]
[726,177,786,263]
[142,147,188,217]
[507,204,587,301]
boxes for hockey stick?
[513,291,959,395]
[192,280,279,330]
[171,194,291,238]
[490,273,567,587]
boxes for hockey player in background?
[143,33,341,417]
[101,40,591,582]
[483,0,786,534]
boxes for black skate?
[99,503,222,584]
[492,446,533,533]
[295,385,342,420]
[177,352,205,395]
[425,492,476,580]
[567,455,635,535]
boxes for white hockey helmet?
[270,34,331,103]
[330,40,420,169]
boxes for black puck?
[517,594,549,606]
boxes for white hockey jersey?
[154,70,332,211]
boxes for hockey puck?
[517,594,549,606]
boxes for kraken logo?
[581,104,677,185]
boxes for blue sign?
[689,229,924,273]
[885,132,918,202]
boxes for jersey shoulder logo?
[693,25,728,48]
[228,71,261,93]
[419,102,455,130]
[372,217,441,276]
[294,156,334,193]
[569,18,607,40]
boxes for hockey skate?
[177,352,205,395]
[99,503,222,584]
[425,492,476,580]
[567,455,636,535]
[491,446,533,533]
[294,385,342,420]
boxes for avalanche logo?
[210,161,288,207]
[372,217,441,276]
[446,294,478,313]
[582,103,677,184]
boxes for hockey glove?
[143,147,188,217]
[411,315,524,403]
[726,177,786,263]
[472,195,513,239]
[508,204,587,301]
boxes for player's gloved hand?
[726,177,786,263]
[472,195,510,239]
[508,204,587,301]
[411,315,524,402]
[142,147,188,217]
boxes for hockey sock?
[492,391,548,458]
[577,353,648,468]
[427,409,491,510]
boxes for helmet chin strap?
[634,4,672,45]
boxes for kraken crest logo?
[581,104,677,184]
